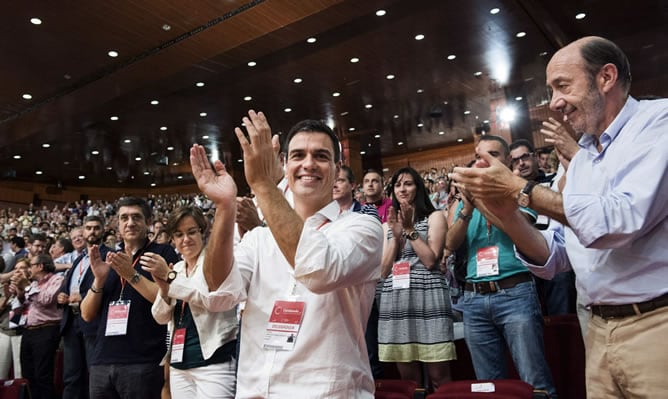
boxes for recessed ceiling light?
[144,171,150,175]
[515,96,523,101]
[306,37,316,43]
[35,170,43,175]
[483,120,490,124]
[76,175,85,180]
[237,159,243,163]
[42,143,51,148]
[457,138,464,142]
[516,31,526,38]
[150,100,159,105]
[332,92,341,97]
[539,51,549,57]
[13,155,21,159]
[110,116,119,121]
[393,114,399,119]
[172,162,179,166]
[162,24,171,31]
[63,74,71,80]
[293,78,303,83]
[244,96,252,101]
[415,34,425,41]
[376,9,386,16]
[575,13,586,20]
[150,183,157,187]
[397,141,404,146]
[195,82,205,87]
[417,123,424,127]
[346,127,355,132]
[30,18,42,25]
[167,146,174,151]
[199,112,207,117]
[350,57,360,63]
[124,139,131,143]
[107,166,113,170]
[177,175,183,179]
[340,111,349,116]
[417,89,424,94]
[202,135,209,139]
[247,61,257,67]
[439,131,445,135]
[360,151,366,155]
[464,110,471,115]
[91,150,99,155]
[160,126,167,131]
[284,108,292,113]
[474,71,483,77]
[135,157,142,161]
[447,54,456,60]
[108,50,119,58]
[365,104,373,109]
[22,93,33,100]
[490,8,500,14]
[374,134,381,138]
[386,74,395,80]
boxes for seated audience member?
[190,111,382,398]
[145,206,244,398]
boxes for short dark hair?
[478,135,510,157]
[33,254,55,273]
[28,233,47,244]
[117,197,151,221]
[388,167,436,221]
[363,169,384,182]
[340,165,356,184]
[56,237,74,254]
[10,236,25,248]
[580,37,632,95]
[84,215,105,226]
[166,206,208,237]
[285,120,341,162]
[509,139,535,153]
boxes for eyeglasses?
[172,228,202,240]
[510,152,534,166]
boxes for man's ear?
[599,63,618,94]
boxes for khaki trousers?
[585,305,668,398]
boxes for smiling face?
[393,173,417,205]
[286,131,339,211]
[546,43,606,135]
[172,216,203,262]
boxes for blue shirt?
[521,97,668,306]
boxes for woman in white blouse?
[142,206,244,399]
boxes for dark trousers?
[62,324,93,399]
[89,363,163,399]
[537,270,577,315]
[365,299,383,378]
[20,324,60,399]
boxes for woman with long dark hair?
[377,167,455,390]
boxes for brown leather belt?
[590,293,668,320]
[25,321,60,330]
[465,273,533,294]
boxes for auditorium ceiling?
[1,0,666,190]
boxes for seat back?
[375,379,418,399]
[0,378,31,399]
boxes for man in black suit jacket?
[57,215,110,399]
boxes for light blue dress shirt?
[518,97,668,306]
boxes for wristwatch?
[457,209,472,222]
[517,180,538,207]
[166,270,177,284]
[130,271,141,284]
[404,230,419,241]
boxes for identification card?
[105,300,131,336]
[170,328,186,363]
[471,382,496,392]
[476,246,499,278]
[392,261,410,289]
[263,300,306,351]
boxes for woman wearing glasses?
[141,206,244,399]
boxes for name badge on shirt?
[170,328,186,363]
[392,261,410,289]
[476,246,499,278]
[263,300,306,351]
[105,300,131,336]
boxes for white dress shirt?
[152,251,245,360]
[230,201,382,398]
